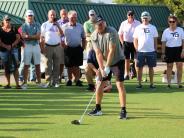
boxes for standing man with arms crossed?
[88,16,127,119]
[21,10,45,89]
[133,11,158,89]
[118,11,140,80]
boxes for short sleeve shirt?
[0,27,19,52]
[41,21,62,45]
[21,22,40,46]
[118,19,141,42]
[133,24,158,52]
[84,20,95,41]
[62,23,86,47]
[161,27,184,48]
[91,26,124,66]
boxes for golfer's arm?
[134,38,138,52]
[94,47,104,71]
[106,44,115,67]
[154,37,158,52]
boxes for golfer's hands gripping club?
[101,66,110,81]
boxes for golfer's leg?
[116,81,126,107]
[176,62,183,86]
[167,63,173,85]
[96,82,106,105]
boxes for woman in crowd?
[0,15,21,89]
[161,15,184,88]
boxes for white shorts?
[23,44,41,65]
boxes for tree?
[113,0,184,20]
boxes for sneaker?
[16,85,22,89]
[86,84,95,91]
[4,85,12,89]
[76,80,83,87]
[167,84,171,89]
[37,83,48,88]
[21,83,28,90]
[66,80,72,86]
[53,83,60,88]
[124,75,130,80]
[150,84,156,89]
[119,110,127,120]
[136,84,142,89]
[178,85,183,88]
[88,108,102,116]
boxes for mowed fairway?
[0,73,183,138]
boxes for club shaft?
[79,81,102,123]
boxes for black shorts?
[110,60,125,82]
[165,46,184,63]
[123,42,135,60]
[64,46,83,67]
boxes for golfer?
[88,15,127,119]
[161,15,184,88]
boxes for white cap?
[26,10,34,16]
[88,9,96,16]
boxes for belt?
[45,43,60,47]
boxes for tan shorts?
[23,44,41,65]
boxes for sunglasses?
[5,19,11,22]
[128,14,134,16]
[90,14,95,16]
[169,21,176,23]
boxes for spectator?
[88,15,127,120]
[133,11,158,89]
[0,15,21,89]
[21,10,46,89]
[161,15,184,88]
[18,26,36,83]
[57,9,69,84]
[40,10,63,88]
[118,11,140,80]
[62,10,86,86]
[84,9,97,55]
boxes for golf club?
[71,80,102,125]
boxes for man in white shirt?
[133,11,158,89]
[40,10,63,88]
[118,11,140,80]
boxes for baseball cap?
[26,10,34,16]
[141,11,150,18]
[3,15,11,20]
[96,15,105,24]
[89,9,96,16]
[127,10,134,16]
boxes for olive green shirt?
[91,26,124,66]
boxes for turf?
[0,73,183,138]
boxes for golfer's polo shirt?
[118,19,140,43]
[62,22,85,47]
[21,22,40,46]
[41,21,62,45]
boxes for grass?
[0,73,183,138]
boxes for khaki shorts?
[23,44,41,65]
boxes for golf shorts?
[110,60,125,82]
[123,42,136,60]
[23,44,41,65]
[0,48,19,64]
[64,46,83,67]
[136,52,157,68]
[165,46,184,63]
